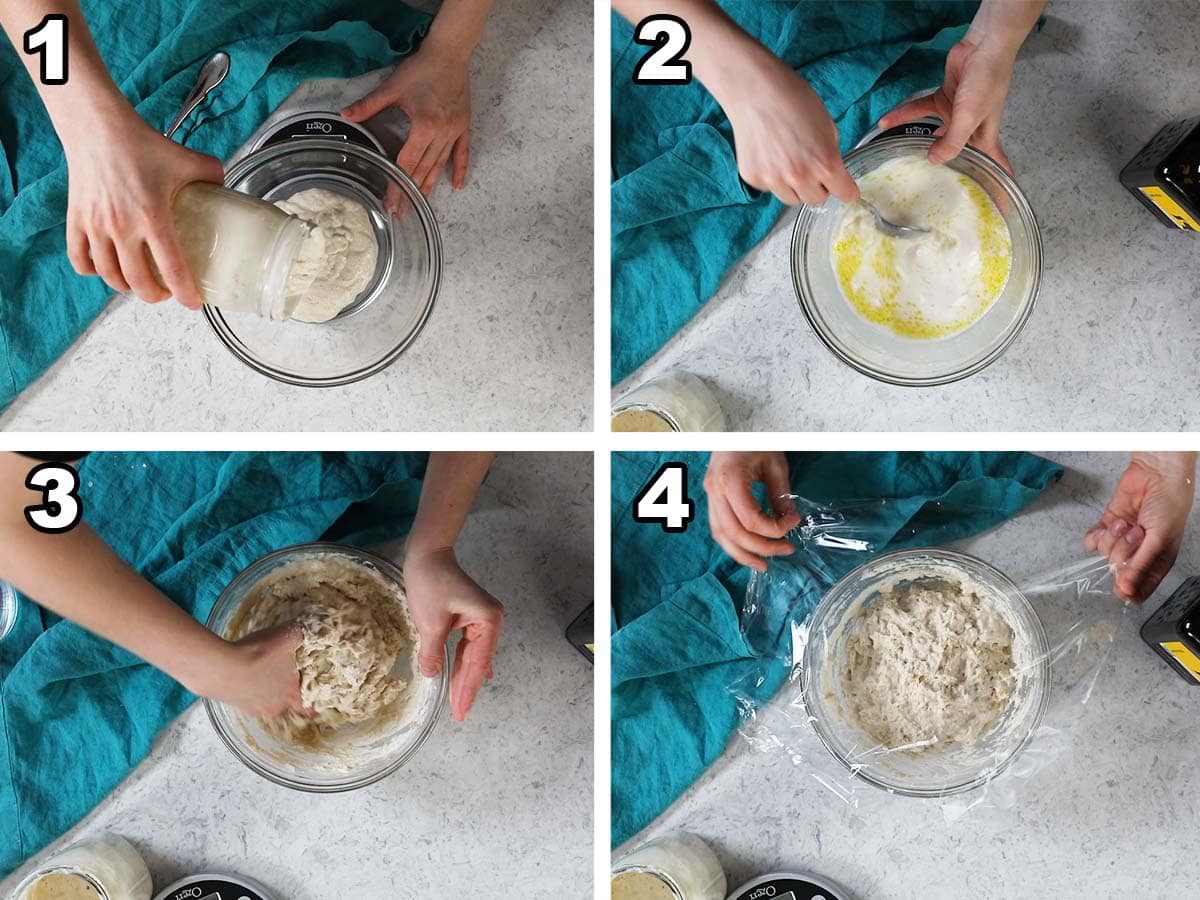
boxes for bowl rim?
[202,540,448,793]
[790,136,1043,387]
[204,138,443,388]
[801,546,1052,798]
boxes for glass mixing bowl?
[791,137,1042,386]
[203,542,447,792]
[801,548,1050,797]
[205,139,442,387]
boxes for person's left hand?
[402,547,504,721]
[1084,452,1198,603]
[342,42,472,196]
[878,32,1018,174]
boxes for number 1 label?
[24,14,68,86]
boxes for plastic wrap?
[729,495,1127,818]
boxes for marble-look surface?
[614,0,1200,431]
[616,452,1199,898]
[2,0,593,432]
[0,452,594,898]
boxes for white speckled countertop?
[1,0,592,432]
[0,452,594,899]
[615,452,1199,898]
[614,0,1200,431]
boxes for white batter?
[838,576,1016,749]
[832,156,1012,339]
[228,556,414,747]
[276,188,379,323]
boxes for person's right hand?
[703,452,802,572]
[709,45,859,207]
[62,109,224,309]
[1083,452,1198,603]
[197,624,305,718]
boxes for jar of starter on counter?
[611,831,727,900]
[13,835,152,900]
[611,372,726,432]
[166,183,318,319]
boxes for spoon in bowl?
[858,197,929,238]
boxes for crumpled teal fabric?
[0,451,428,877]
[611,451,1063,847]
[611,1,977,383]
[0,2,431,411]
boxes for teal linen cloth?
[610,1,977,383]
[611,451,1063,847]
[0,451,428,877]
[0,2,431,411]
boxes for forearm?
[424,0,493,63]
[0,1,133,147]
[968,0,1046,54]
[612,0,771,106]
[0,455,230,693]
[406,452,495,557]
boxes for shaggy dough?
[838,576,1015,749]
[228,556,414,746]
[276,187,379,323]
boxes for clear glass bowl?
[802,548,1050,797]
[791,137,1042,386]
[205,139,442,387]
[203,542,447,792]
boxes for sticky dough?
[228,556,414,746]
[838,576,1016,749]
[277,188,379,322]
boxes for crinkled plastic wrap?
[729,496,1126,818]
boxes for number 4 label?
[633,462,694,533]
[633,15,692,85]
[23,14,69,86]
[24,462,83,534]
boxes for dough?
[228,555,414,747]
[610,872,677,900]
[838,576,1015,749]
[276,188,379,323]
[26,874,100,900]
[832,156,1012,339]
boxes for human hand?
[342,40,472,197]
[1083,452,1197,603]
[707,44,858,206]
[61,109,224,308]
[194,624,305,718]
[403,547,504,721]
[878,33,1018,174]
[703,451,802,572]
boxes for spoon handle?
[163,51,230,140]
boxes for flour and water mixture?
[228,555,415,747]
[837,574,1017,750]
[832,156,1013,339]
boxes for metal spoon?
[163,51,230,139]
[859,197,929,238]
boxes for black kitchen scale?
[152,873,275,900]
[1141,576,1200,684]
[250,110,385,156]
[727,871,852,900]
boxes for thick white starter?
[276,187,379,323]
[838,576,1016,749]
[832,156,1012,339]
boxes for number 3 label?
[24,463,82,534]
[633,15,692,85]
[633,462,694,533]
[23,14,69,86]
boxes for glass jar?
[168,183,316,319]
[611,832,726,900]
[14,835,152,900]
[611,372,725,432]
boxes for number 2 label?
[24,462,82,534]
[633,462,694,532]
[633,15,692,85]
[23,14,69,86]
